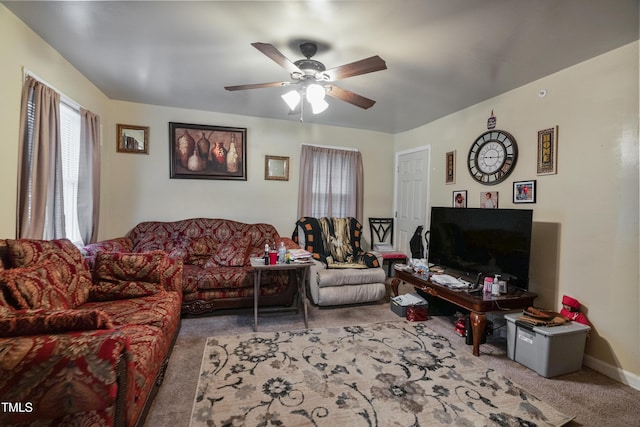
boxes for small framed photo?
[537,126,558,175]
[117,124,149,154]
[480,191,498,209]
[265,155,289,181]
[452,190,467,208]
[445,150,456,184]
[513,180,537,204]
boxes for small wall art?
[445,150,456,184]
[513,180,537,204]
[537,126,558,175]
[117,124,149,154]
[480,191,498,209]
[452,190,467,208]
[265,155,289,181]
[169,122,247,180]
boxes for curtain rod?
[301,143,359,152]
[23,67,83,111]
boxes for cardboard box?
[505,312,590,378]
[390,293,427,317]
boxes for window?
[298,145,363,220]
[59,102,83,245]
[310,150,354,218]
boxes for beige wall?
[102,101,394,240]
[395,42,640,384]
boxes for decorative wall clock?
[467,130,518,185]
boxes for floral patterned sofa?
[0,238,183,427]
[82,218,298,315]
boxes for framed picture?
[445,150,456,184]
[169,122,246,180]
[513,180,537,203]
[480,191,498,209]
[265,155,289,181]
[537,126,558,175]
[117,124,148,154]
[452,190,467,208]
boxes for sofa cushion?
[83,291,181,340]
[6,239,91,307]
[207,236,251,267]
[0,308,113,338]
[183,236,219,266]
[0,260,70,310]
[90,251,168,301]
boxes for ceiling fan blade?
[224,81,290,91]
[326,85,376,109]
[323,55,387,81]
[251,42,302,75]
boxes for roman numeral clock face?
[467,130,518,185]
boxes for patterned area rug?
[190,321,573,426]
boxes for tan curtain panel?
[297,145,363,221]
[16,76,63,239]
[78,109,101,244]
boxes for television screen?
[428,207,533,290]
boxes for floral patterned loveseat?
[82,218,298,315]
[0,238,183,427]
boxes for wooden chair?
[368,218,408,276]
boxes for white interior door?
[394,146,431,258]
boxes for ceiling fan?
[225,42,387,115]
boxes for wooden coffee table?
[392,269,537,356]
[250,258,312,332]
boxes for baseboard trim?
[584,354,640,391]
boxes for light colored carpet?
[189,320,573,426]
[145,282,640,426]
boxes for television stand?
[392,270,537,356]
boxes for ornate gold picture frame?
[265,155,289,181]
[116,124,149,154]
[537,126,558,175]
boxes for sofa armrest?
[161,255,184,294]
[0,329,131,426]
[280,237,300,251]
[367,250,384,266]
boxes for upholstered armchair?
[292,217,386,306]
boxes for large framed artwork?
[169,122,247,180]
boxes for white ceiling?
[4,1,638,134]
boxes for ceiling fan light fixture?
[281,90,301,110]
[311,98,329,114]
[306,83,326,103]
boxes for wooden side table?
[250,258,312,332]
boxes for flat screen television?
[428,207,533,290]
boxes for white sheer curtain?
[297,145,364,220]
